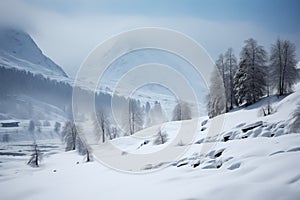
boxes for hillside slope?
[0,84,299,199]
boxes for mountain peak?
[0,27,68,78]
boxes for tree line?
[208,38,299,118]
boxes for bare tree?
[76,135,92,162]
[27,144,41,167]
[128,99,144,135]
[270,39,298,96]
[172,101,192,121]
[94,109,109,143]
[61,121,77,151]
[260,101,273,116]
[224,48,238,109]
[61,121,92,162]
[110,126,119,139]
[153,129,168,145]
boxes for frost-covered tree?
[61,121,92,161]
[270,39,298,96]
[234,38,267,106]
[61,121,78,151]
[149,101,167,126]
[128,99,144,135]
[93,109,109,143]
[145,101,151,114]
[76,135,92,162]
[172,101,192,121]
[224,48,238,109]
[207,67,226,118]
[213,49,238,112]
[110,126,119,139]
[215,54,228,112]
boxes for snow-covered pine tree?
[234,38,267,106]
[270,39,298,96]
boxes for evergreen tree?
[234,38,267,105]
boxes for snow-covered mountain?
[0,27,72,120]
[0,27,68,79]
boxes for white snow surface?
[0,83,299,200]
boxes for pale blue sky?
[1,0,299,77]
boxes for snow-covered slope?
[0,27,68,79]
[0,85,299,199]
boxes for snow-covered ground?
[0,84,300,199]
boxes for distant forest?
[0,66,114,119]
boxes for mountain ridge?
[0,27,68,79]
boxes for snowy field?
[0,84,300,200]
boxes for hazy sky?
[0,0,299,77]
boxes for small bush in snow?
[177,140,185,146]
[259,102,274,117]
[27,144,42,167]
[153,130,168,145]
